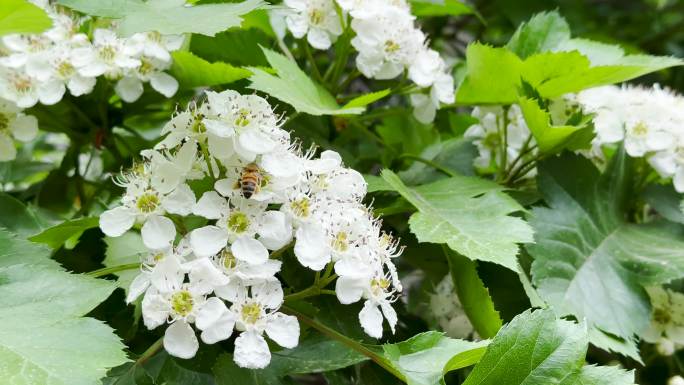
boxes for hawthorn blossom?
[0,98,38,161]
[283,0,343,50]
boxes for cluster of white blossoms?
[99,89,404,368]
[464,104,537,179]
[577,84,684,192]
[642,286,684,356]
[0,1,181,108]
[0,98,38,161]
[280,0,454,123]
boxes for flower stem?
[199,141,216,180]
[87,263,140,278]
[282,305,406,382]
[137,337,164,365]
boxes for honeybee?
[240,163,263,199]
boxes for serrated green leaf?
[398,137,478,184]
[518,97,593,155]
[462,309,635,385]
[58,0,265,36]
[342,89,391,110]
[0,0,52,36]
[170,51,252,88]
[445,249,502,339]
[380,170,534,271]
[410,0,475,17]
[0,228,58,269]
[248,47,364,116]
[0,192,45,237]
[506,10,571,59]
[190,28,270,67]
[456,43,683,105]
[28,216,99,249]
[380,331,489,385]
[0,232,128,385]
[528,149,684,356]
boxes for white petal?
[99,206,136,237]
[207,133,235,160]
[265,313,299,348]
[307,28,333,50]
[232,236,269,265]
[164,320,199,359]
[186,257,230,293]
[237,129,276,155]
[126,273,150,303]
[10,115,38,142]
[201,311,236,344]
[674,168,684,193]
[294,224,330,271]
[190,226,228,257]
[162,184,196,215]
[335,276,365,304]
[150,72,179,97]
[234,331,271,369]
[252,280,284,309]
[150,254,184,293]
[115,76,144,103]
[195,297,228,330]
[380,302,397,334]
[359,301,383,339]
[67,75,96,96]
[151,162,181,194]
[258,211,292,250]
[141,290,170,329]
[193,191,227,219]
[214,279,248,303]
[204,119,235,138]
[38,79,66,105]
[141,215,176,250]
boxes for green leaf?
[445,249,502,339]
[342,89,391,110]
[170,51,252,88]
[528,149,684,356]
[58,0,265,36]
[0,231,128,385]
[642,184,684,224]
[104,232,148,291]
[456,43,683,105]
[0,0,52,36]
[381,331,489,385]
[398,137,478,185]
[28,216,99,249]
[518,97,593,155]
[506,10,570,59]
[0,228,59,269]
[248,47,364,116]
[462,309,635,385]
[410,0,474,17]
[380,170,534,271]
[190,28,271,67]
[0,191,45,236]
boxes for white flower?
[127,31,183,63]
[351,6,424,80]
[0,98,38,161]
[429,275,476,339]
[642,286,684,345]
[72,29,140,78]
[669,376,684,385]
[219,280,299,369]
[283,0,343,50]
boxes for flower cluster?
[0,98,38,161]
[99,89,404,368]
[428,275,476,339]
[280,0,454,123]
[642,286,684,356]
[577,84,684,192]
[464,104,537,179]
[0,1,181,108]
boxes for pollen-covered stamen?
[171,290,194,317]
[220,249,237,270]
[228,211,250,233]
[241,302,262,324]
[290,198,310,218]
[331,231,349,252]
[631,121,649,137]
[308,9,324,25]
[384,40,400,54]
[370,277,391,297]
[234,108,251,128]
[138,58,155,76]
[56,60,76,78]
[98,45,117,62]
[12,75,33,95]
[136,191,160,213]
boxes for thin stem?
[87,263,140,278]
[282,306,406,382]
[499,106,510,181]
[276,36,295,62]
[397,154,456,177]
[270,241,294,259]
[302,41,323,83]
[199,141,216,180]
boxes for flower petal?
[232,236,269,265]
[294,224,330,271]
[190,226,229,257]
[162,184,196,215]
[258,211,292,250]
[234,331,271,369]
[193,191,227,219]
[195,297,228,330]
[115,76,144,103]
[150,72,179,97]
[164,320,199,359]
[252,280,284,309]
[10,114,38,142]
[265,313,299,348]
[359,300,383,339]
[99,206,136,237]
[201,311,236,344]
[126,273,150,303]
[141,215,176,250]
